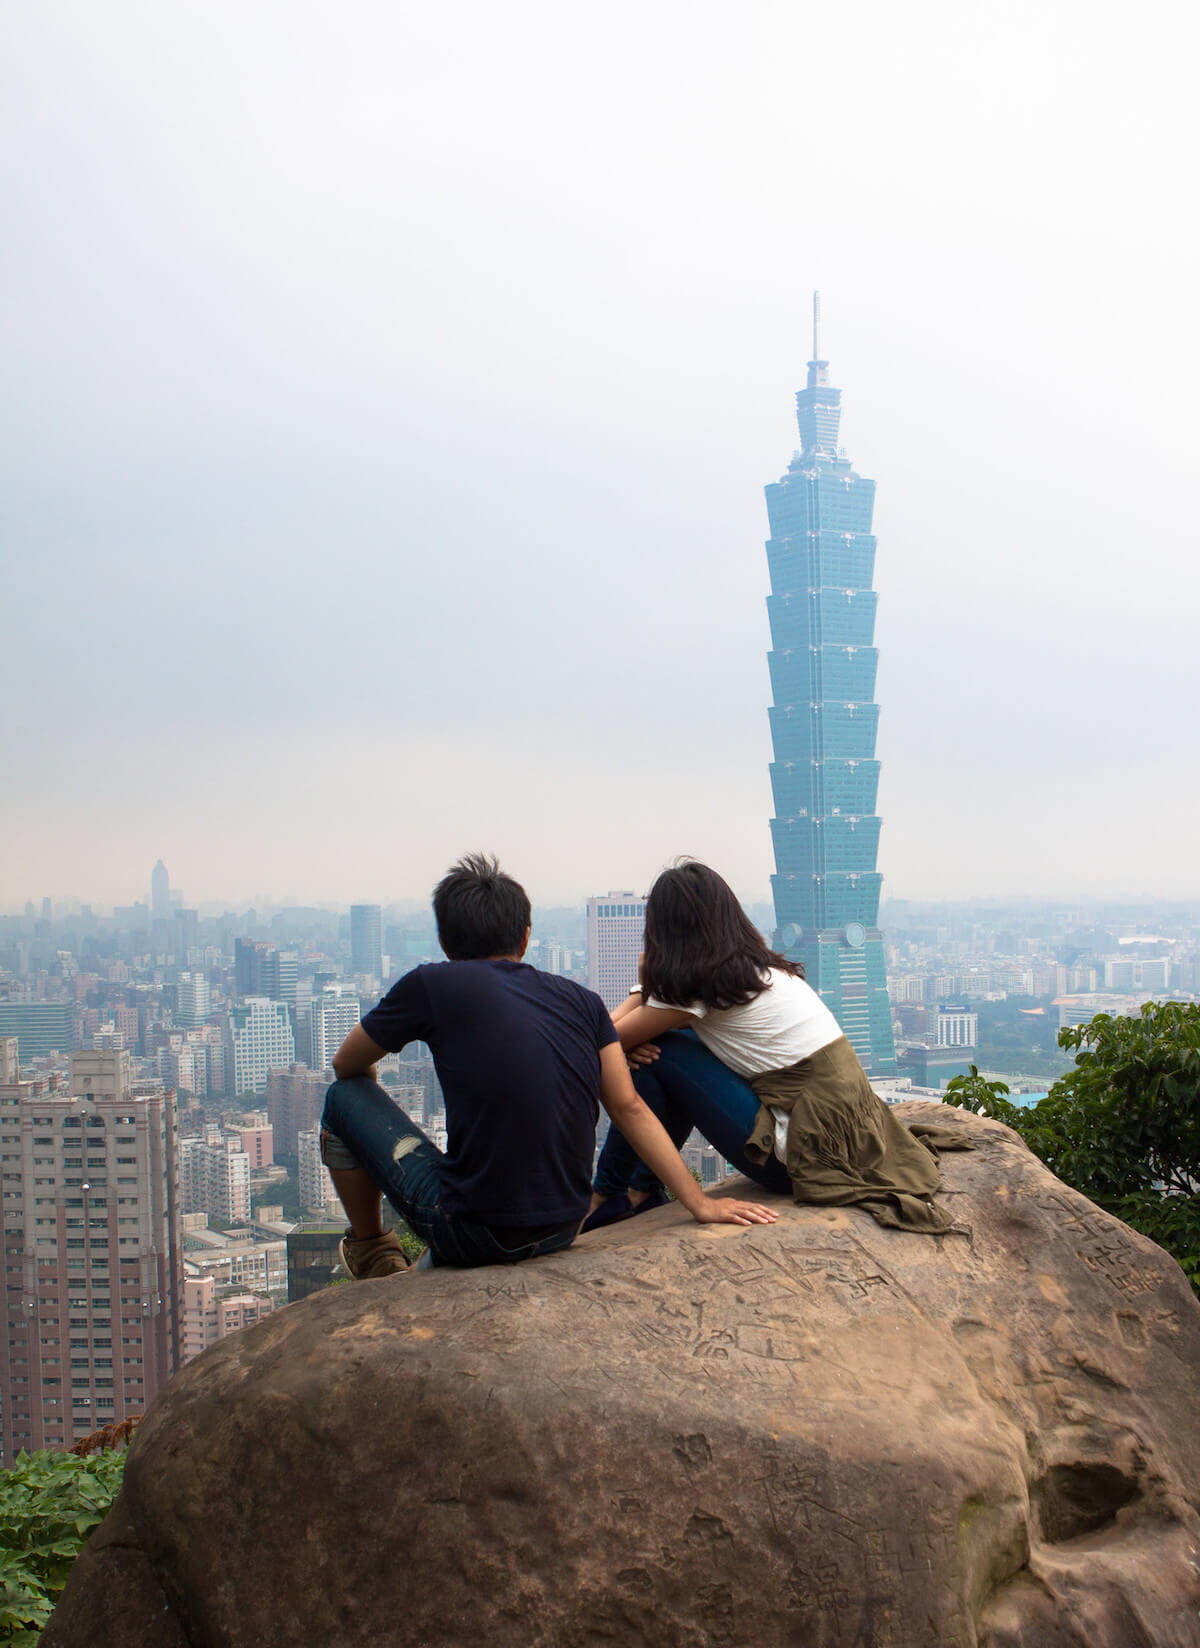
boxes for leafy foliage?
[393,1222,425,1263]
[1052,1001,1200,1198]
[944,1002,1200,1294]
[0,1445,126,1643]
[941,1066,1023,1126]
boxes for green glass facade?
[764,331,897,1075]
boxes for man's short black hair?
[433,853,531,961]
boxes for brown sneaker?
[338,1229,413,1280]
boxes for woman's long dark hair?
[640,860,803,1010]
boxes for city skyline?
[8,870,1200,922]
[4,4,1199,911]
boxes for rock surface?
[46,1103,1200,1648]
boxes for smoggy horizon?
[4,4,1198,912]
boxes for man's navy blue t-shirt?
[360,960,617,1227]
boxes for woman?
[585,861,958,1234]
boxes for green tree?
[0,1446,126,1643]
[944,1003,1200,1293]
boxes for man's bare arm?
[332,1025,389,1081]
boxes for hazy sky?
[3,1,1198,913]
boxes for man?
[321,853,777,1277]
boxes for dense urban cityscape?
[2,858,1197,1465]
[4,315,1199,1473]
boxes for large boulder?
[46,1104,1200,1648]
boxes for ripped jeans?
[320,1076,579,1268]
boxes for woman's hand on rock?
[692,1198,779,1226]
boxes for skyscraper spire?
[797,291,839,452]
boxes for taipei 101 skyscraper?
[763,296,897,1075]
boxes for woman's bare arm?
[614,1002,693,1050]
[610,990,644,1026]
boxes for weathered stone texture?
[45,1103,1200,1647]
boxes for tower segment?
[764,298,897,1075]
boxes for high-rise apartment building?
[190,1025,227,1095]
[265,1065,331,1157]
[350,905,384,980]
[225,1000,295,1096]
[297,1128,339,1217]
[175,972,211,1029]
[763,298,897,1075]
[0,1050,182,1462]
[178,1132,252,1225]
[159,1039,208,1099]
[309,986,361,1075]
[237,1119,273,1170]
[586,894,647,1011]
[113,1005,141,1053]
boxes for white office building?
[935,1006,979,1048]
[586,892,647,1011]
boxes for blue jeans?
[593,1031,792,1198]
[320,1077,579,1269]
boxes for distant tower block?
[349,905,383,980]
[762,296,897,1076]
[151,860,171,922]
